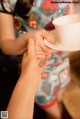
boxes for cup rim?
[52,13,80,26]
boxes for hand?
[21,38,48,88]
[33,29,56,53]
[25,29,57,59]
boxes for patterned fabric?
[0,0,70,33]
[35,52,70,106]
[0,0,71,107]
[0,0,16,13]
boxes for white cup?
[52,14,80,47]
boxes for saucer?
[44,30,80,51]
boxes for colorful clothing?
[0,0,70,108]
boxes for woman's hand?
[21,38,48,88]
[24,29,56,59]
[33,29,56,52]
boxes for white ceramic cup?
[52,14,80,47]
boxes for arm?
[6,75,37,119]
[0,13,39,55]
[5,38,48,119]
[0,12,56,56]
[0,13,29,55]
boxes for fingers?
[39,29,57,53]
[27,38,36,58]
[40,40,57,53]
[36,51,47,55]
[35,46,49,55]
[40,29,55,43]
[36,54,46,59]
[22,50,28,62]
[40,60,48,71]
[37,59,44,65]
[46,53,51,57]
[40,41,50,52]
[36,51,52,59]
[36,51,47,59]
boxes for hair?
[1,0,33,19]
[14,0,33,19]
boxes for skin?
[0,13,56,57]
[5,38,48,119]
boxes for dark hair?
[1,0,33,19]
[14,0,33,19]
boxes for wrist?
[19,34,28,46]
[19,74,38,92]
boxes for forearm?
[0,31,35,55]
[6,75,37,119]
[1,34,28,55]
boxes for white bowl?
[52,14,80,47]
[44,29,80,52]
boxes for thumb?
[27,38,35,58]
